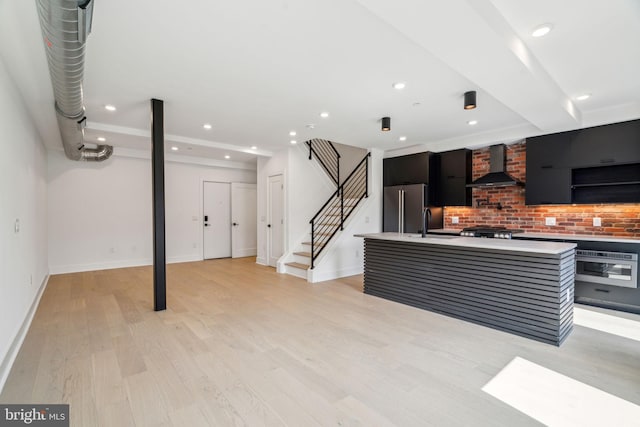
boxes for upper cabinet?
[383,152,434,187]
[526,119,640,205]
[438,149,472,206]
[569,120,640,167]
[526,135,572,205]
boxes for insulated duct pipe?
[36,0,113,161]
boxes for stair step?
[294,251,311,257]
[286,262,309,270]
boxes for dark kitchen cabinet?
[383,152,434,187]
[526,167,572,205]
[525,136,572,205]
[526,119,640,204]
[438,149,472,206]
[569,119,640,167]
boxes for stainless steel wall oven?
[575,249,638,288]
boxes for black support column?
[151,98,166,311]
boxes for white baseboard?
[0,274,49,394]
[167,255,203,264]
[49,258,153,274]
[308,265,363,283]
[232,248,257,258]
[49,254,205,274]
[256,257,267,266]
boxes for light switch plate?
[545,217,556,226]
[593,217,602,227]
[452,216,459,224]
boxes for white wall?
[0,57,49,390]
[256,149,288,265]
[256,144,338,266]
[48,152,256,273]
[309,149,383,282]
[287,144,337,250]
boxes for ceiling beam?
[86,121,274,157]
[355,0,582,132]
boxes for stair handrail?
[307,139,341,186]
[309,152,370,268]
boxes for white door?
[231,183,257,258]
[203,182,231,259]
[267,174,284,267]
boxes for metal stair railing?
[309,152,370,269]
[306,138,340,187]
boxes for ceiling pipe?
[36,0,113,161]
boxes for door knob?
[232,222,238,226]
[204,223,210,227]
[267,224,271,228]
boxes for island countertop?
[355,232,576,255]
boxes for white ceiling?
[1,0,639,164]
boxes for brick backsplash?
[444,141,640,237]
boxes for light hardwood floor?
[2,257,639,426]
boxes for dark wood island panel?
[363,238,576,346]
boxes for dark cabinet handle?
[600,158,615,164]
[447,175,456,179]
[541,165,553,169]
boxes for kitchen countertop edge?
[355,232,576,255]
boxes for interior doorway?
[267,174,284,267]
[203,181,231,259]
[231,183,257,258]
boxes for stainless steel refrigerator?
[383,184,442,233]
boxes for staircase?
[285,139,370,277]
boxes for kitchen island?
[356,233,576,345]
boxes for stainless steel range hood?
[467,144,524,188]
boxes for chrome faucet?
[422,207,432,238]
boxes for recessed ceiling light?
[320,112,329,118]
[468,120,478,126]
[393,82,406,90]
[575,93,591,101]
[289,130,297,136]
[203,123,212,130]
[104,104,116,111]
[290,140,297,144]
[97,137,106,142]
[399,136,407,141]
[251,146,257,150]
[532,23,553,38]
[171,146,178,151]
[412,102,421,107]
[224,155,230,159]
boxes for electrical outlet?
[545,217,556,226]
[14,219,19,233]
[192,215,198,221]
[452,216,459,224]
[109,247,115,254]
[365,216,369,223]
[355,249,359,258]
[192,243,197,249]
[593,217,602,227]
